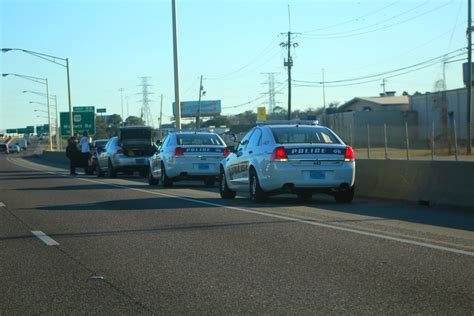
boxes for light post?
[2,73,53,150]
[25,91,60,150]
[2,48,74,137]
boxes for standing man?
[66,136,79,175]
[80,131,91,174]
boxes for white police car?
[219,120,355,203]
[148,131,230,187]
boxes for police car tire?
[161,164,173,187]
[219,168,236,199]
[334,185,355,203]
[148,170,159,186]
[107,160,117,178]
[249,170,268,203]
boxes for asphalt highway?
[1,151,473,315]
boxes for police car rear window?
[176,134,223,146]
[271,127,340,144]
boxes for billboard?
[173,100,221,118]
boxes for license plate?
[135,159,145,164]
[198,164,210,170]
[309,171,325,179]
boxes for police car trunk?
[265,125,355,192]
[171,133,228,178]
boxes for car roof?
[173,131,218,135]
[263,124,327,129]
[119,126,152,130]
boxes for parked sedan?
[96,127,156,178]
[219,120,355,203]
[148,132,230,187]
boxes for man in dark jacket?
[66,137,79,175]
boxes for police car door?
[228,129,254,188]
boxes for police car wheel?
[148,170,159,186]
[161,163,173,187]
[334,185,355,203]
[219,168,236,199]
[249,170,267,203]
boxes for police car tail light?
[223,149,231,157]
[271,146,288,161]
[344,146,355,161]
[117,149,124,154]
[174,147,184,156]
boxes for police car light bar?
[256,119,320,126]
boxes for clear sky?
[0,0,469,131]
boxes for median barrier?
[36,151,473,208]
[355,159,474,209]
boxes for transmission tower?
[138,76,154,127]
[261,72,281,113]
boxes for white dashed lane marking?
[31,231,60,246]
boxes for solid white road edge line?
[31,230,59,246]
[0,202,6,207]
[9,157,474,257]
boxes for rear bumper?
[165,158,221,178]
[112,155,150,171]
[259,161,355,192]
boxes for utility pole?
[172,0,181,130]
[159,94,163,131]
[118,88,124,125]
[468,0,473,154]
[125,96,130,118]
[280,5,299,120]
[322,68,326,110]
[381,79,387,95]
[196,75,204,130]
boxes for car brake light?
[174,147,184,156]
[223,149,230,157]
[344,146,355,161]
[117,149,124,154]
[271,146,288,161]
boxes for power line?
[293,48,465,85]
[301,1,453,40]
[222,80,288,110]
[301,0,402,33]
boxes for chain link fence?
[331,121,473,161]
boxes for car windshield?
[176,134,223,146]
[94,140,108,149]
[271,127,340,144]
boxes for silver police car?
[219,120,355,203]
[148,131,230,187]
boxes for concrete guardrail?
[38,151,473,208]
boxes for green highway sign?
[17,128,28,134]
[96,108,106,113]
[6,129,17,133]
[60,111,96,135]
[73,106,95,112]
[36,124,50,134]
[26,126,34,134]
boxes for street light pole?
[2,73,52,150]
[45,79,53,150]
[2,48,74,137]
[172,0,181,130]
[197,75,204,130]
